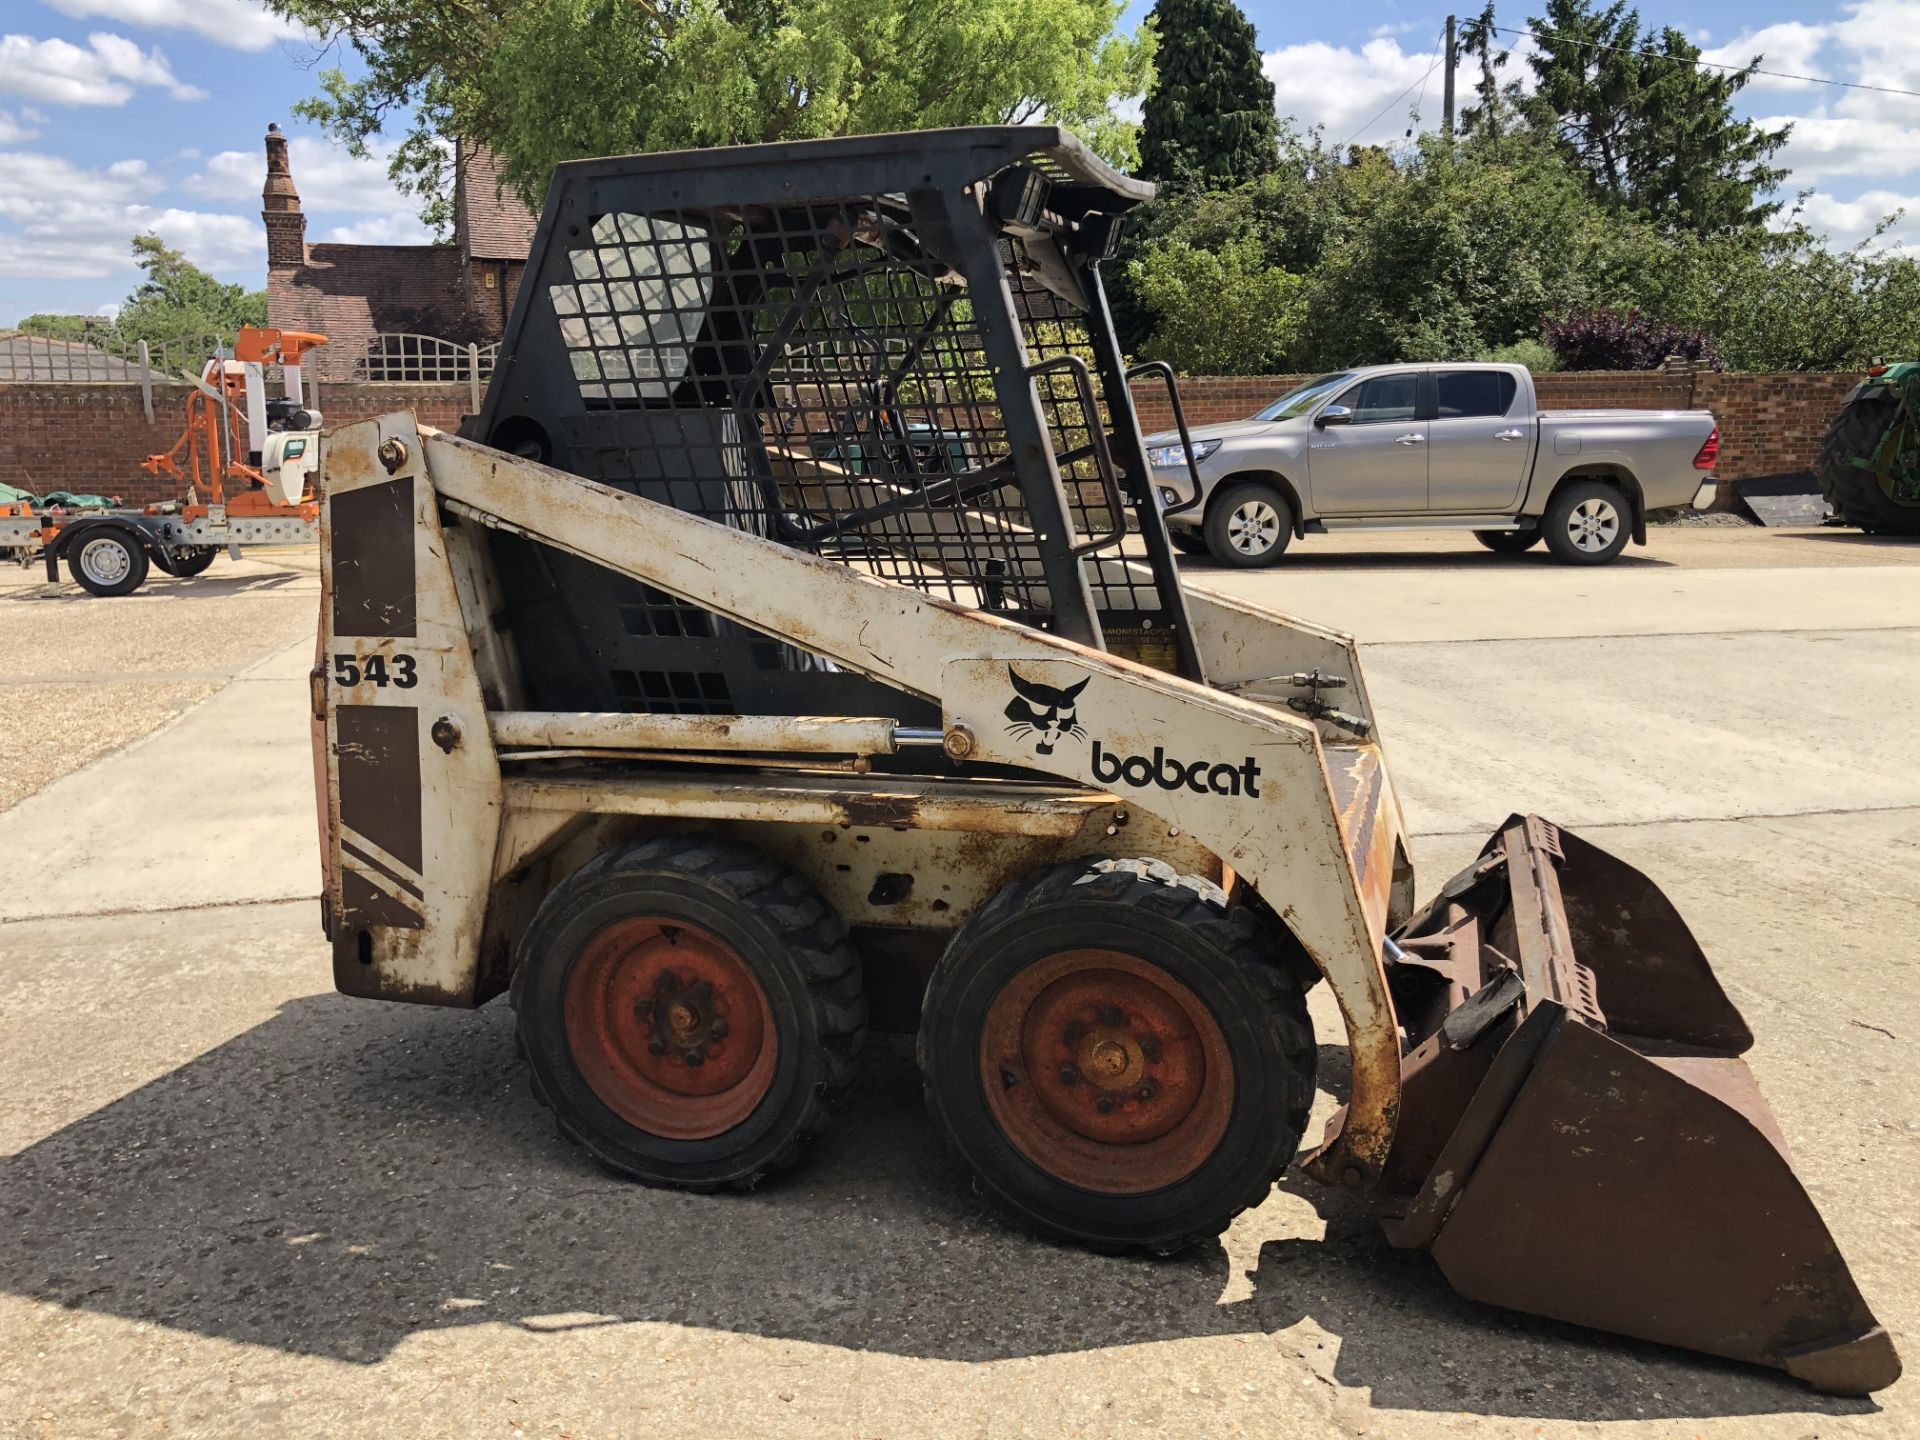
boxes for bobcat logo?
[1004,667,1088,756]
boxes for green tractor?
[1816,362,1920,535]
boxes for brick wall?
[1,370,1861,509]
[1128,370,1861,503]
[0,381,473,507]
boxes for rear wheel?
[1543,481,1631,565]
[513,835,864,1189]
[162,546,218,577]
[919,857,1314,1254]
[1473,529,1540,554]
[66,530,149,596]
[1816,394,1920,536]
[1204,483,1293,568]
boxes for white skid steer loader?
[311,127,1897,1393]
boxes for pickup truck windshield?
[1255,373,1351,421]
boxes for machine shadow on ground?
[0,1002,1875,1424]
[0,570,310,605]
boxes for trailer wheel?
[919,857,1314,1254]
[513,835,864,1190]
[67,530,149,597]
[1473,529,1540,553]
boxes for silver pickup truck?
[1145,362,1720,566]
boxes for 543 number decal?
[333,652,418,689]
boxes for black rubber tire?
[1816,394,1920,536]
[1204,482,1293,568]
[918,856,1315,1255]
[164,547,219,577]
[65,529,149,597]
[1542,479,1632,565]
[512,835,865,1190]
[1166,527,1209,556]
[1473,529,1540,553]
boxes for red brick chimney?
[262,123,306,269]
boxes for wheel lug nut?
[1137,1080,1156,1101]
[1139,1035,1161,1060]
[1059,1064,1078,1085]
[1063,1021,1084,1043]
[710,1017,728,1039]
[685,1050,705,1067]
[1097,1005,1123,1027]
[647,1038,666,1056]
[1095,1095,1115,1114]
[655,970,679,992]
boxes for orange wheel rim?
[563,916,778,1140]
[979,949,1234,1195]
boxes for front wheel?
[1543,481,1631,565]
[66,530,149,597]
[919,857,1315,1254]
[513,836,865,1190]
[1204,483,1293,568]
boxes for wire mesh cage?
[472,128,1196,720]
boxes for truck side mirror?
[1316,405,1353,427]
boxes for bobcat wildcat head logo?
[1004,667,1089,756]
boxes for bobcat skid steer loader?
[312,127,1897,1393]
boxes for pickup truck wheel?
[66,530,150,597]
[1543,482,1631,565]
[513,835,865,1191]
[919,857,1314,1255]
[1473,529,1540,554]
[1205,483,1292,567]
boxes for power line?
[1334,25,1448,153]
[1490,22,1920,100]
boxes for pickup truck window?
[1435,370,1518,419]
[1254,372,1351,421]
[1333,373,1419,424]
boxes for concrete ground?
[1,526,1917,1438]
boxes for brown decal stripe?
[330,476,417,637]
[341,869,425,930]
[335,705,423,871]
[341,836,425,900]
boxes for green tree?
[1127,235,1302,372]
[17,314,113,341]
[1137,0,1277,187]
[271,0,1156,222]
[1521,0,1789,234]
[114,234,267,350]
[1456,4,1518,145]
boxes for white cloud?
[1787,189,1920,251]
[321,215,433,245]
[0,150,258,279]
[189,134,419,214]
[0,108,39,143]
[1263,38,1442,148]
[0,31,205,106]
[41,0,314,52]
[1702,22,1831,92]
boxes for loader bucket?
[1366,815,1899,1394]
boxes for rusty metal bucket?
[1363,815,1900,1394]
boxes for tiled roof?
[455,140,537,261]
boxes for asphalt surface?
[1,526,1916,1438]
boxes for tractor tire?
[1542,480,1631,565]
[918,856,1315,1255]
[1473,529,1540,554]
[1816,393,1920,536]
[66,530,149,597]
[512,835,865,1191]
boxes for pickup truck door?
[1306,370,1427,514]
[1425,369,1533,511]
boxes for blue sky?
[2,0,1916,327]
